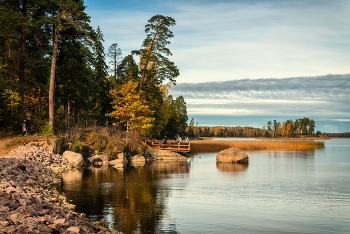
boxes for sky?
[83,0,350,133]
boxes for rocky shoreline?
[0,145,119,234]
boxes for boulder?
[131,155,145,167]
[62,151,84,168]
[145,148,188,162]
[88,153,109,165]
[216,147,249,163]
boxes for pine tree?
[133,15,179,90]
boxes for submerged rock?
[216,147,249,163]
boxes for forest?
[187,117,325,138]
[0,0,188,139]
[0,1,326,141]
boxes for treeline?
[0,0,186,139]
[327,132,350,137]
[186,117,324,138]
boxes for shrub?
[71,140,82,152]
[41,124,54,137]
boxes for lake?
[61,138,350,233]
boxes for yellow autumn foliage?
[107,80,154,135]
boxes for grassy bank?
[190,138,325,154]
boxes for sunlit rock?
[131,155,145,167]
[88,153,109,165]
[145,148,188,162]
[62,151,84,168]
[216,147,249,163]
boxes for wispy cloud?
[85,0,350,83]
[170,74,350,120]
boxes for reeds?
[191,139,325,154]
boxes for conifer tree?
[48,0,91,130]
[107,43,122,80]
[133,15,179,90]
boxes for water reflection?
[61,162,189,233]
[149,161,191,175]
[62,168,83,183]
[216,162,248,173]
[267,150,316,158]
[60,139,350,234]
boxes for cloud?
[85,0,350,83]
[169,74,350,119]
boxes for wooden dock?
[146,140,191,153]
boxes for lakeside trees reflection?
[62,162,190,233]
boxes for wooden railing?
[147,140,191,153]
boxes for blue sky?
[83,0,350,132]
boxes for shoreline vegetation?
[0,135,331,157]
[190,137,326,154]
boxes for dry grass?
[0,135,48,156]
[190,138,325,154]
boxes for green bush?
[71,140,82,152]
[41,124,54,136]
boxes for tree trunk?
[49,29,58,129]
[49,2,62,129]
[140,30,158,90]
[19,0,27,119]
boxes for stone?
[88,154,109,165]
[131,155,145,167]
[216,147,249,163]
[62,151,84,168]
[144,148,188,162]
[0,145,119,233]
[66,226,80,233]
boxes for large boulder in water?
[216,147,249,163]
[62,151,84,168]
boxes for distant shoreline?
[197,136,331,140]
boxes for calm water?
[61,138,350,233]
